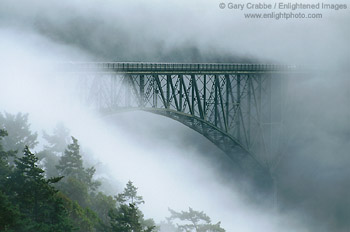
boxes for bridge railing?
[60,62,299,73]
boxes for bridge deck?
[62,62,298,74]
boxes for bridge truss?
[64,62,297,186]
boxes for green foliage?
[60,176,90,207]
[54,136,110,230]
[141,218,158,232]
[57,137,101,191]
[110,181,156,232]
[0,129,15,189]
[0,112,38,154]
[1,113,232,232]
[109,203,143,232]
[116,180,145,206]
[0,114,160,232]
[0,129,8,146]
[0,190,20,231]
[37,149,61,178]
[56,136,84,178]
[109,203,156,232]
[43,122,70,156]
[56,137,101,207]
[90,192,117,226]
[167,207,225,232]
[0,130,19,231]
[38,123,71,178]
[3,146,74,231]
[60,192,101,232]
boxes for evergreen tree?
[7,146,73,231]
[167,207,225,232]
[90,192,117,227]
[109,203,156,232]
[0,112,38,154]
[110,181,156,232]
[60,193,101,232]
[56,136,84,179]
[109,203,143,232]
[56,137,100,207]
[1,115,159,232]
[56,136,100,190]
[116,180,145,205]
[42,123,70,156]
[38,123,70,178]
[37,149,61,179]
[0,190,20,231]
[0,129,20,231]
[0,129,15,188]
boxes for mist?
[0,0,349,231]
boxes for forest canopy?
[0,112,225,232]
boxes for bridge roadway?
[62,62,298,74]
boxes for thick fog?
[0,0,349,231]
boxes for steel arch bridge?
[63,62,298,187]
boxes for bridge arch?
[100,107,273,189]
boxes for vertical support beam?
[192,74,204,119]
[203,74,207,119]
[258,75,262,122]
[129,75,140,107]
[180,75,193,115]
[155,75,167,108]
[179,74,183,112]
[125,75,130,107]
[166,74,170,108]
[217,75,228,131]
[153,75,157,108]
[140,74,144,107]
[110,75,114,107]
[267,74,272,158]
[214,74,218,127]
[236,74,241,140]
[225,74,230,130]
[247,75,252,148]
[169,76,180,111]
[257,74,268,157]
[191,75,195,115]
